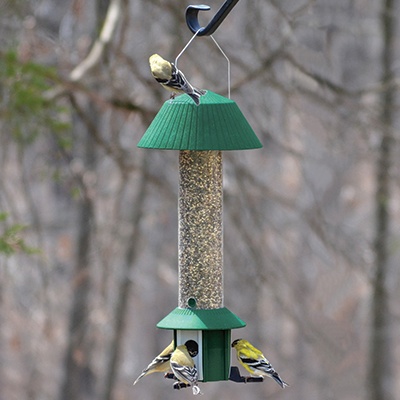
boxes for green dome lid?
[138,91,262,150]
[157,307,246,330]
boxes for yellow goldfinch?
[231,339,288,388]
[133,340,174,385]
[149,54,206,105]
[170,344,201,395]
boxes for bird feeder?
[157,305,246,382]
[138,90,262,384]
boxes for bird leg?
[173,382,190,390]
[168,93,177,103]
[245,376,264,383]
[165,372,192,390]
[228,367,264,383]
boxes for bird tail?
[272,372,289,388]
[133,372,145,385]
[188,89,207,106]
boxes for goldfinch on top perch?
[149,54,206,105]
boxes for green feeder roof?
[157,307,246,330]
[138,91,262,150]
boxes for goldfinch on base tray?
[149,54,206,105]
[170,344,201,395]
[232,339,289,388]
[133,340,174,385]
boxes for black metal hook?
[186,0,240,37]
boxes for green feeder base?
[138,91,262,150]
[157,307,246,383]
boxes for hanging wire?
[174,30,231,99]
[175,29,202,68]
[210,35,231,99]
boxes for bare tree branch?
[45,0,124,100]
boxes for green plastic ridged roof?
[138,91,262,150]
[157,307,246,330]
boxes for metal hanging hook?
[185,0,240,37]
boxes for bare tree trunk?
[58,0,117,396]
[103,156,148,400]
[367,1,396,399]
[59,110,96,400]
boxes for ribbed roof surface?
[138,91,262,150]
[157,307,246,330]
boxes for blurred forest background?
[0,0,399,399]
